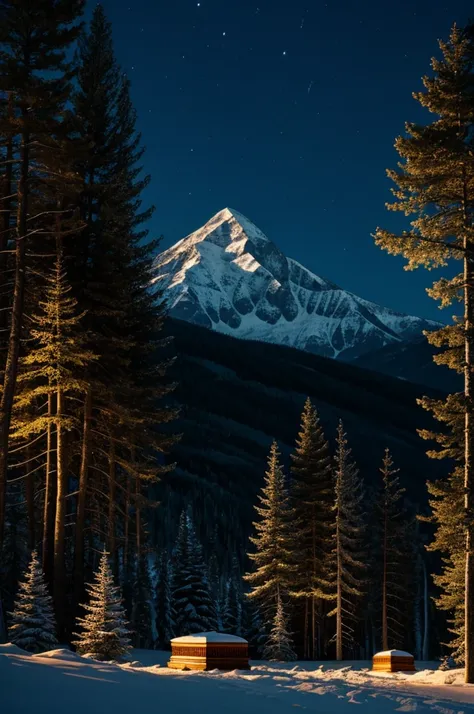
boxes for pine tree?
[154,550,175,648]
[290,399,333,659]
[0,0,84,553]
[377,449,408,651]
[172,509,216,635]
[8,550,57,653]
[10,252,95,629]
[245,441,295,633]
[262,592,296,662]
[74,551,131,661]
[329,421,365,661]
[70,3,177,610]
[373,23,474,680]
[424,467,465,661]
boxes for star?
[223,31,226,36]
[282,50,287,56]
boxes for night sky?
[91,0,471,322]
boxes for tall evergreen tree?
[329,421,365,661]
[245,442,295,633]
[0,0,84,553]
[377,449,408,651]
[10,252,95,630]
[172,509,216,635]
[73,551,131,661]
[8,550,57,653]
[290,399,333,659]
[70,3,176,611]
[373,23,474,680]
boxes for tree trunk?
[25,443,35,550]
[42,393,56,586]
[0,93,14,348]
[464,222,474,683]
[73,386,92,610]
[303,598,309,659]
[382,502,388,651]
[336,515,342,661]
[53,387,66,633]
[108,437,116,572]
[0,117,29,549]
[135,473,141,556]
[124,475,130,570]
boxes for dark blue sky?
[91,0,470,321]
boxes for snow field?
[2,645,474,714]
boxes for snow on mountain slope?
[152,208,440,360]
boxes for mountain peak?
[153,209,440,360]
[197,207,271,245]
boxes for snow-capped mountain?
[152,208,439,360]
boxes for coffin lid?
[171,631,248,644]
[373,650,413,658]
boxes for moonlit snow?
[152,208,439,360]
[3,644,474,714]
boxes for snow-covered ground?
[2,644,474,714]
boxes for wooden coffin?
[168,632,250,671]
[372,650,415,672]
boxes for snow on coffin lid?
[372,649,415,673]
[168,631,250,671]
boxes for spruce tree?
[74,551,131,661]
[290,399,333,659]
[172,509,216,635]
[8,550,57,653]
[329,421,365,661]
[377,449,408,651]
[262,593,296,662]
[373,23,474,680]
[245,441,295,633]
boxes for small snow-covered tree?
[73,551,131,660]
[154,549,175,648]
[8,550,58,653]
[245,441,295,630]
[329,421,365,661]
[263,592,296,662]
[173,508,216,635]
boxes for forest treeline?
[0,1,176,642]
